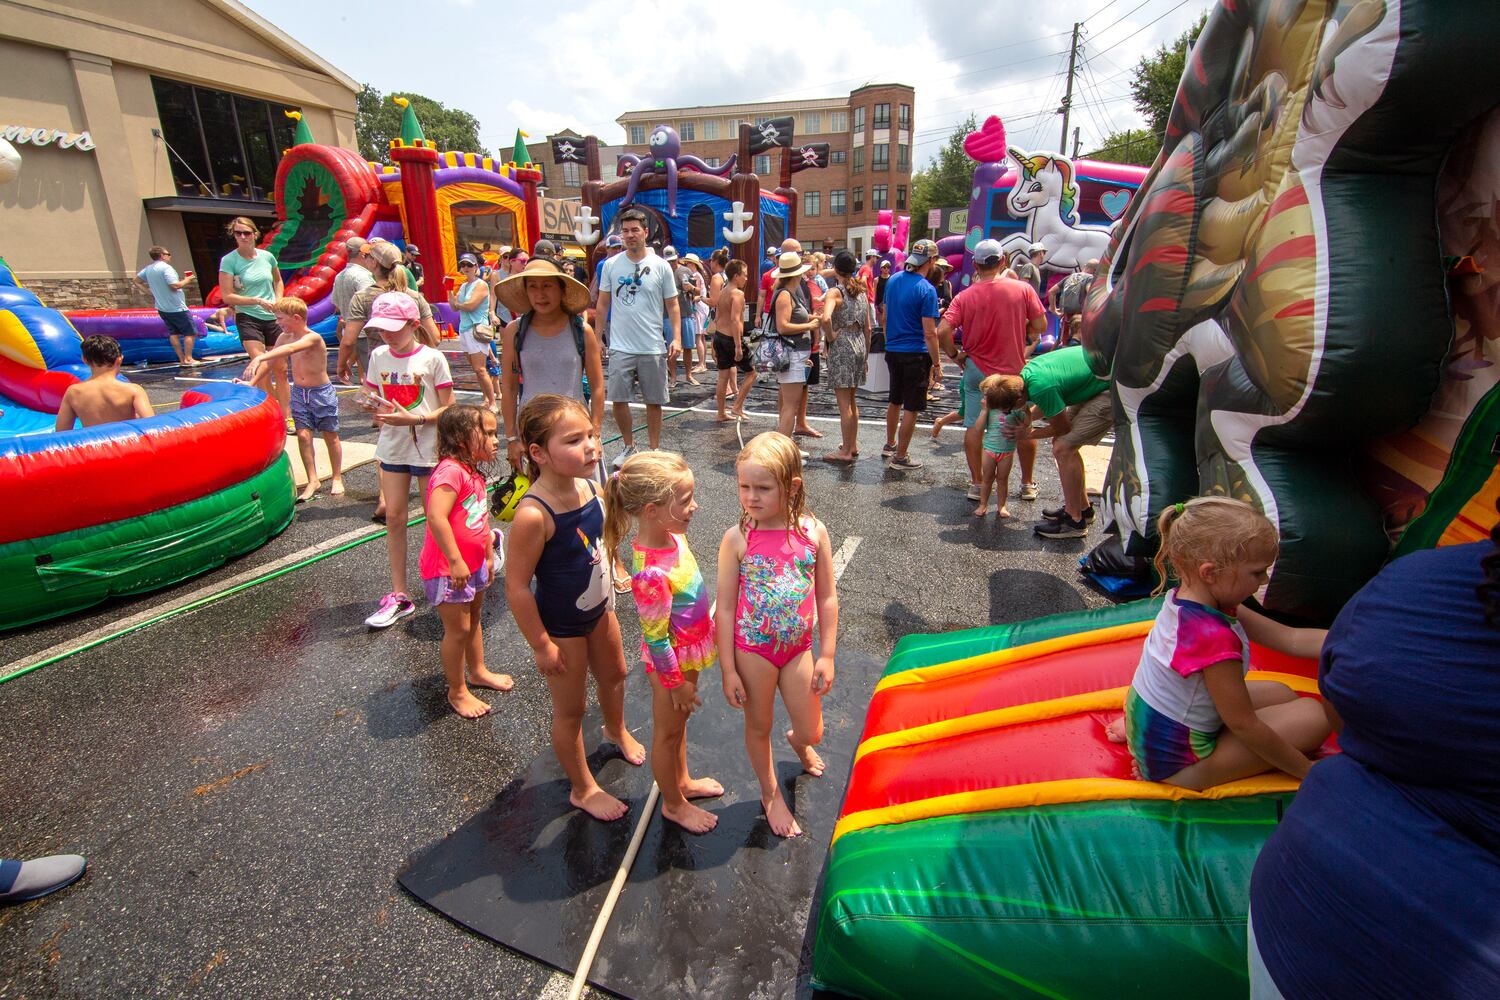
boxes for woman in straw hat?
[766,250,822,441]
[495,258,605,472]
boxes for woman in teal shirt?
[218,216,289,423]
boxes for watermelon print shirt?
[364,343,453,467]
[1128,590,1251,734]
[629,533,716,688]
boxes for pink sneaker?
[365,592,416,629]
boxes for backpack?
[514,311,590,401]
[1059,271,1092,313]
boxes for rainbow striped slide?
[812,600,1333,999]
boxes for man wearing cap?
[938,238,1047,500]
[403,243,423,289]
[662,246,700,385]
[597,206,681,467]
[1013,242,1047,297]
[857,249,879,300]
[879,238,943,470]
[533,239,561,267]
[332,237,377,320]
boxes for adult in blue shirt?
[878,239,943,470]
[134,245,199,366]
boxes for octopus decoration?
[617,125,736,217]
[1081,0,1500,624]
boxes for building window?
[831,150,847,164]
[872,184,888,210]
[830,111,848,132]
[678,121,696,141]
[873,143,889,170]
[629,124,646,144]
[803,191,821,217]
[561,161,582,186]
[899,103,911,128]
[705,156,721,167]
[897,184,907,209]
[898,144,910,169]
[804,112,822,134]
[151,76,296,201]
[853,186,863,213]
[704,119,720,140]
[831,189,847,216]
[853,235,863,254]
[755,116,772,127]
[853,107,865,133]
[874,103,891,128]
[852,146,863,173]
[755,154,771,174]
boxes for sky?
[242,0,1213,166]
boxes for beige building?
[0,0,359,309]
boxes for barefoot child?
[1105,497,1332,789]
[602,451,723,834]
[505,394,646,821]
[972,374,1028,518]
[54,336,155,430]
[422,404,513,718]
[716,432,839,838]
[244,297,344,502]
[361,291,454,629]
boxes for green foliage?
[1091,13,1207,167]
[354,85,488,163]
[910,114,977,240]
[1084,128,1158,167]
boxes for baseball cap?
[368,240,404,269]
[534,239,559,256]
[906,239,939,267]
[345,236,368,255]
[406,243,421,256]
[1029,241,1047,254]
[499,245,514,257]
[864,249,880,259]
[604,234,624,249]
[458,253,479,267]
[974,239,1005,266]
[662,246,680,261]
[363,291,419,332]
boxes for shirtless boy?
[55,336,155,430]
[244,296,344,502]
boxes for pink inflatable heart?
[963,116,1007,163]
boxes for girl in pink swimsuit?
[716,432,840,838]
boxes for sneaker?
[800,449,811,461]
[610,445,637,471]
[881,442,897,457]
[1034,515,1088,539]
[285,416,296,434]
[1043,504,1096,522]
[965,483,983,501]
[1019,482,1039,501]
[0,854,86,902]
[888,454,923,471]
[365,592,416,629]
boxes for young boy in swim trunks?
[54,335,155,430]
[243,297,344,502]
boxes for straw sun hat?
[494,258,591,315]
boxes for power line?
[1090,0,1197,59]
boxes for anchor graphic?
[573,205,601,246]
[721,200,755,245]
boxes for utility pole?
[1059,21,1081,152]
[1072,127,1081,158]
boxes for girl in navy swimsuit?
[505,394,646,822]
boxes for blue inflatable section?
[601,188,791,265]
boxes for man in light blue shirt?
[134,245,200,366]
[596,207,681,467]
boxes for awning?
[143,196,274,216]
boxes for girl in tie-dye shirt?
[603,451,722,835]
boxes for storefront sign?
[539,196,581,239]
[1,125,95,151]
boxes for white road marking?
[831,535,862,582]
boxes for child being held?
[243,296,344,502]
[1107,497,1332,789]
[55,336,155,430]
[602,450,723,834]
[972,373,1028,518]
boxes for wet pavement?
[0,353,1109,999]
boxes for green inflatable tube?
[0,454,295,630]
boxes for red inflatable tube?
[0,390,284,544]
[0,355,78,411]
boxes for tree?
[355,86,488,163]
[1090,13,1207,167]
[910,114,977,241]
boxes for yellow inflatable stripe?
[0,310,45,368]
[875,620,1155,693]
[831,773,1302,845]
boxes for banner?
[748,116,795,154]
[539,196,582,239]
[789,142,830,173]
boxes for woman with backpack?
[496,259,605,471]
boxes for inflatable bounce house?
[69,102,542,360]
[814,0,1500,995]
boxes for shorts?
[806,352,821,386]
[666,313,696,348]
[779,349,811,385]
[606,351,670,405]
[961,360,993,429]
[159,310,196,338]
[885,351,932,412]
[379,461,435,477]
[290,381,339,433]
[1125,688,1218,782]
[1057,391,1114,448]
[423,558,492,606]
[235,313,281,346]
[457,326,493,356]
[712,333,752,373]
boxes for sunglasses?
[232,230,255,237]
[458,263,475,269]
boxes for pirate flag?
[789,142,831,173]
[550,137,585,164]
[747,116,795,154]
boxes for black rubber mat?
[397,646,884,999]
